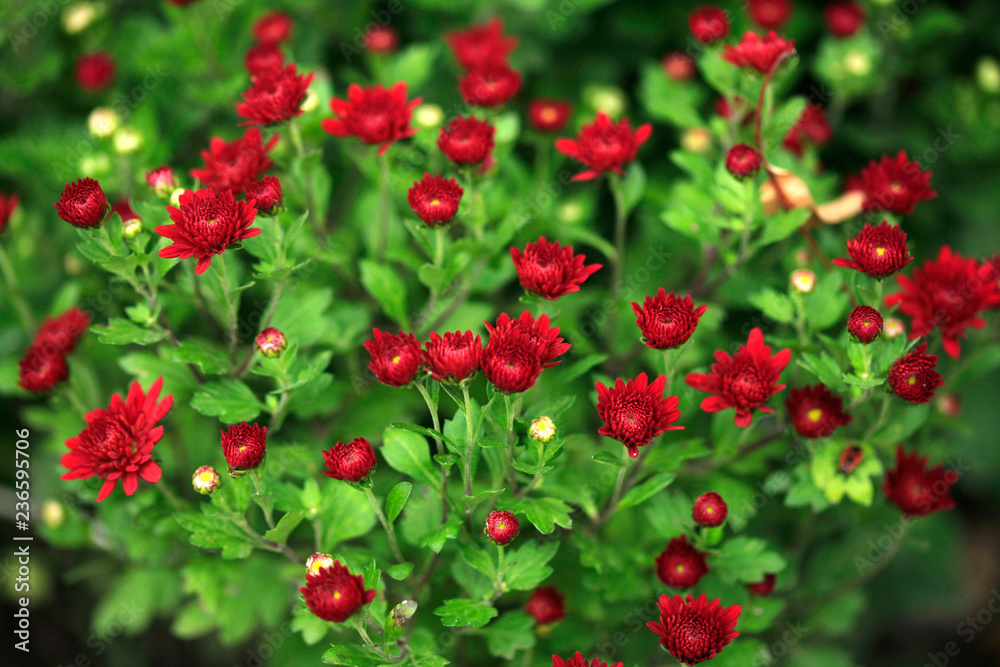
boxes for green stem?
[865,392,892,442]
[288,119,323,239]
[248,469,275,530]
[364,486,404,563]
[415,382,448,523]
[0,244,35,331]
[377,152,392,261]
[433,227,446,268]
[872,278,884,309]
[608,173,628,297]
[461,384,476,528]
[504,393,521,494]
[662,348,675,395]
[608,447,629,516]
[492,544,507,600]
[350,614,376,648]
[214,253,239,360]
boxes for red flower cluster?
[723,31,796,74]
[748,0,792,29]
[0,191,19,233]
[364,329,423,387]
[300,560,376,622]
[783,105,832,155]
[75,52,115,91]
[556,112,652,182]
[525,586,566,624]
[848,305,883,343]
[686,328,791,427]
[655,535,709,589]
[785,384,852,438]
[191,128,278,194]
[220,422,267,476]
[689,6,730,44]
[858,151,936,214]
[407,173,464,226]
[423,331,483,384]
[459,63,522,108]
[236,64,313,126]
[446,18,518,70]
[322,438,377,483]
[253,11,292,44]
[552,653,622,667]
[647,594,741,665]
[888,342,943,404]
[483,312,570,393]
[825,1,866,38]
[55,178,108,229]
[18,308,90,393]
[832,220,912,279]
[528,99,572,133]
[692,492,727,527]
[595,373,683,459]
[886,246,1000,358]
[156,188,260,275]
[438,116,495,166]
[245,175,283,216]
[725,143,762,179]
[61,378,173,502]
[322,83,421,155]
[510,237,601,301]
[884,446,957,517]
[485,510,519,546]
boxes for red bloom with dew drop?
[723,31,796,74]
[75,52,115,91]
[848,305,883,343]
[300,559,376,623]
[221,422,267,476]
[686,327,791,427]
[438,116,495,166]
[526,586,565,624]
[528,99,572,133]
[485,510,519,546]
[322,82,421,156]
[18,344,69,393]
[55,178,108,229]
[556,112,652,182]
[236,64,313,126]
[363,328,423,387]
[156,188,260,275]
[245,42,284,75]
[693,492,727,527]
[322,437,377,483]
[37,307,91,354]
[825,1,866,38]
[689,6,729,44]
[655,535,709,589]
[884,446,958,517]
[245,175,283,216]
[747,574,776,596]
[889,342,943,404]
[552,653,622,667]
[191,128,278,194]
[0,191,19,233]
[407,173,464,226]
[459,63,522,108]
[647,593,741,666]
[832,220,913,279]
[785,384,852,439]
[253,11,292,44]
[783,105,832,155]
[60,378,173,502]
[510,237,601,301]
[423,331,482,383]
[886,246,1000,358]
[595,372,683,459]
[446,17,518,70]
[725,143,762,180]
[748,0,792,29]
[858,151,936,215]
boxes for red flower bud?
[363,328,423,387]
[725,143,762,179]
[662,52,696,81]
[785,384,852,439]
[366,26,398,54]
[647,593,742,665]
[485,510,519,546]
[746,573,776,596]
[322,438,377,483]
[0,191,18,235]
[146,166,177,198]
[832,220,912,279]
[848,305,883,343]
[255,327,287,358]
[459,63,522,108]
[632,289,707,350]
[655,535,709,589]
[889,342,943,404]
[55,178,108,229]
[689,6,730,45]
[300,559,377,623]
[245,176,284,216]
[75,52,115,92]
[825,1,866,38]
[748,0,792,29]
[237,64,313,127]
[253,11,292,44]
[438,116,495,166]
[883,446,957,517]
[525,586,565,624]
[423,331,482,383]
[510,237,601,301]
[527,99,572,133]
[692,492,728,527]
[407,173,464,226]
[220,422,267,477]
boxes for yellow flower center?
[333,590,342,600]
[807,408,823,422]
[540,108,557,122]
[908,376,917,385]
[392,355,401,364]
[876,247,886,256]
[676,565,685,573]
[429,199,441,206]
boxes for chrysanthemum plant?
[4,4,998,667]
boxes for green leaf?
[389,422,462,454]
[712,536,787,584]
[873,403,930,443]
[503,541,559,591]
[420,516,461,553]
[483,611,536,660]
[506,497,572,534]
[321,483,377,550]
[190,380,264,424]
[93,318,164,346]
[381,427,440,489]
[763,96,806,153]
[842,373,885,389]
[174,512,254,560]
[458,541,496,578]
[291,603,329,646]
[321,643,385,666]
[385,481,412,523]
[759,207,811,246]
[749,288,795,324]
[262,510,303,545]
[617,472,676,510]
[592,451,625,467]
[621,163,646,214]
[797,352,844,388]
[698,49,738,96]
[433,599,498,628]
[639,62,704,128]
[385,562,414,580]
[169,341,230,375]
[359,259,410,328]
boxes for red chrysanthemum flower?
[825,1,866,38]
[236,64,313,126]
[725,143,762,180]
[322,437,377,483]
[832,220,913,279]
[37,307,91,354]
[783,105,832,155]
[146,166,177,198]
[785,384,852,438]
[366,26,398,53]
[848,305,883,343]
[525,586,566,625]
[723,31,796,74]
[528,99,572,133]
[552,653,622,667]
[883,446,958,517]
[459,63,522,108]
[60,378,173,502]
[481,330,543,394]
[885,246,1000,358]
[746,574,776,596]
[255,326,287,358]
[858,151,936,214]
[438,116,496,166]
[220,421,267,476]
[485,510,520,546]
[510,237,601,301]
[686,328,791,427]
[363,328,423,387]
[647,593,742,666]
[190,128,278,194]
[446,17,518,70]
[75,52,115,91]
[487,312,571,369]
[156,188,260,275]
[407,173,464,226]
[300,559,377,623]
[888,342,944,404]
[662,52,696,81]
[253,11,292,44]
[655,535,709,589]
[18,344,68,393]
[0,191,19,234]
[244,175,283,216]
[595,372,684,459]
[322,82,421,156]
[748,0,792,29]
[423,331,482,383]
[693,492,728,527]
[55,178,108,229]
[689,6,730,44]
[555,112,652,182]
[245,42,285,75]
